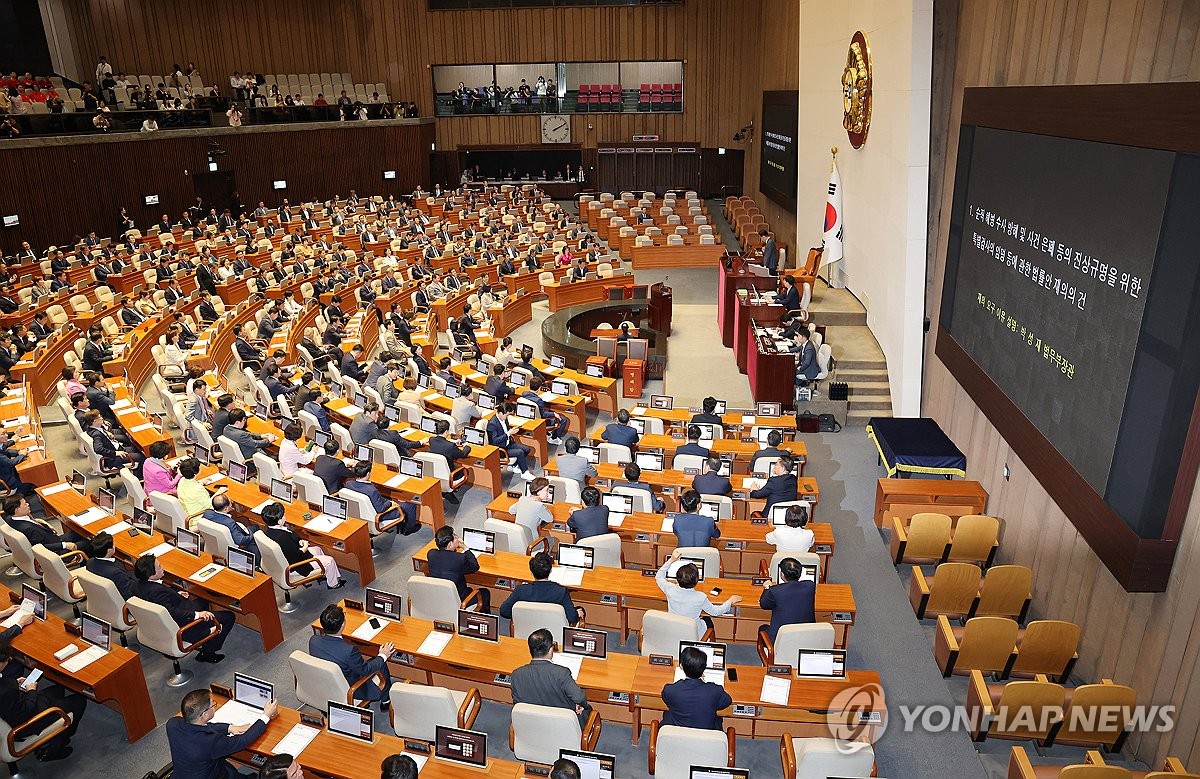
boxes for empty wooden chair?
[1008,746,1200,779]
[966,670,1064,744]
[972,564,1032,622]
[934,615,1018,677]
[1051,679,1138,751]
[909,562,981,620]
[890,511,952,564]
[945,514,1000,567]
[1009,619,1081,682]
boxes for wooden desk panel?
[489,291,534,337]
[630,243,726,269]
[544,278,621,312]
[9,327,78,407]
[873,478,989,529]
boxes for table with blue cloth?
[865,417,967,479]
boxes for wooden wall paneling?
[926,0,1200,767]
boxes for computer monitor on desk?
[436,725,487,769]
[634,451,663,472]
[578,444,600,464]
[559,749,615,779]
[328,701,374,743]
[81,613,111,651]
[322,495,348,521]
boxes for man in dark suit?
[134,554,235,662]
[222,409,275,462]
[313,439,353,494]
[82,331,114,374]
[197,296,220,323]
[339,344,367,382]
[486,404,533,479]
[343,461,419,535]
[749,455,798,515]
[672,489,720,549]
[511,629,591,727]
[676,425,711,459]
[28,312,53,342]
[202,494,259,558]
[759,556,816,641]
[793,329,820,385]
[309,605,394,708]
[566,486,609,541]
[660,646,733,730]
[692,457,732,497]
[778,274,801,313]
[426,526,490,613]
[622,463,664,513]
[0,618,87,762]
[2,495,91,556]
[749,430,788,474]
[166,688,279,779]
[84,531,137,599]
[600,409,639,448]
[499,552,581,625]
[484,363,513,402]
[261,502,344,588]
[234,325,264,372]
[521,376,568,444]
[759,228,778,275]
[426,419,471,505]
[82,410,145,478]
[690,397,724,426]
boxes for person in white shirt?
[494,337,520,368]
[140,117,159,133]
[162,329,188,372]
[764,503,814,553]
[278,422,317,477]
[226,105,243,128]
[451,388,482,432]
[512,477,553,542]
[655,548,741,633]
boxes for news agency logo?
[827,683,886,752]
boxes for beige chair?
[194,518,234,564]
[75,568,136,646]
[482,518,545,556]
[216,435,246,466]
[510,702,602,765]
[545,475,582,505]
[1009,620,1081,682]
[414,451,468,502]
[253,452,286,489]
[0,527,42,581]
[291,470,329,507]
[32,545,86,619]
[934,615,1018,677]
[407,573,482,622]
[340,487,404,537]
[910,562,981,620]
[612,485,654,513]
[780,735,875,778]
[674,546,722,577]
[890,511,952,565]
[639,610,709,656]
[389,682,481,741]
[120,467,148,510]
[255,530,324,613]
[510,602,580,644]
[648,721,735,778]
[288,650,387,711]
[125,596,221,686]
[597,443,632,464]
[0,704,74,776]
[758,622,836,667]
[671,453,706,472]
[1052,680,1138,751]
[576,533,623,569]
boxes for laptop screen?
[354,392,368,409]
[445,383,461,399]
[132,507,155,534]
[419,416,439,434]
[355,444,374,463]
[194,444,211,464]
[227,547,256,576]
[234,673,274,709]
[228,461,249,484]
[313,429,332,449]
[666,556,706,582]
[509,371,527,388]
[755,401,782,417]
[634,452,663,472]
[628,417,646,435]
[796,649,847,678]
[383,404,401,423]
[457,610,499,642]
[328,701,374,743]
[461,528,495,556]
[551,379,571,396]
[679,640,727,671]
[176,528,201,556]
[515,403,536,420]
[585,364,603,378]
[322,495,348,520]
[364,588,403,621]
[20,585,45,620]
[690,768,749,779]
[96,488,116,514]
[698,499,722,520]
[270,478,293,502]
[755,426,783,445]
[601,493,633,516]
[400,457,423,478]
[80,613,111,651]
[561,627,607,660]
[559,749,615,779]
[435,725,487,769]
[416,373,430,388]
[463,427,485,446]
[70,470,86,491]
[478,392,497,410]
[557,544,595,570]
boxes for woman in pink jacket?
[142,440,180,497]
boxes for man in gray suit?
[222,408,276,461]
[510,628,592,726]
[555,436,596,486]
[759,228,778,275]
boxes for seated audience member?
[176,457,214,517]
[257,753,303,779]
[566,486,609,541]
[278,422,317,477]
[380,754,419,779]
[655,548,741,632]
[672,488,720,548]
[211,394,236,439]
[309,605,394,708]
[85,531,137,599]
[426,525,490,613]
[500,551,581,625]
[622,462,664,512]
[510,628,591,726]
[512,476,553,541]
[143,440,180,496]
[520,375,568,443]
[343,461,420,535]
[0,622,87,762]
[759,556,817,641]
[749,455,799,515]
[766,503,814,553]
[349,402,415,458]
[660,645,733,731]
[551,759,582,779]
[486,403,535,480]
[676,425,711,458]
[2,494,92,556]
[134,553,236,663]
[690,396,724,426]
[424,419,471,504]
[261,501,345,589]
[692,457,732,497]
[166,688,279,779]
[200,493,259,557]
[600,408,639,447]
[555,435,596,486]
[749,429,788,473]
[483,363,513,402]
[313,439,353,494]
[450,386,481,430]
[222,408,276,462]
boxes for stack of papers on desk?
[548,567,584,587]
[385,474,411,488]
[111,399,132,410]
[630,407,646,416]
[305,515,343,533]
[741,415,757,425]
[102,521,131,535]
[249,500,272,514]
[147,542,175,557]
[0,398,23,407]
[270,723,320,756]
[539,392,561,403]
[211,699,268,728]
[0,602,35,628]
[773,340,792,352]
[760,675,792,705]
[199,474,225,487]
[468,372,486,381]
[660,516,675,533]
[130,422,157,433]
[551,653,583,679]
[340,405,363,418]
[41,483,73,497]
[73,507,113,526]
[2,415,29,428]
[350,620,386,641]
[116,407,140,417]
[62,645,106,673]
[417,630,452,657]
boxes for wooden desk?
[9,326,79,407]
[37,482,286,652]
[733,295,785,373]
[873,478,989,529]
[484,495,835,579]
[583,430,808,476]
[543,277,623,312]
[0,583,156,742]
[533,359,618,418]
[719,262,768,348]
[445,363,589,441]
[411,542,856,648]
[218,692,527,779]
[747,338,797,409]
[629,243,726,269]
[489,290,534,337]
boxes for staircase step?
[847,410,888,426]
[837,368,889,382]
[849,397,893,412]
[834,357,886,371]
[849,383,891,397]
[811,310,867,327]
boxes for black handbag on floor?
[797,411,820,433]
[819,413,842,433]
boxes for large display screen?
[759,91,798,212]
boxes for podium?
[649,282,673,334]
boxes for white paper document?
[350,620,386,641]
[759,675,792,705]
[130,423,156,433]
[102,521,132,535]
[211,700,268,728]
[41,483,72,496]
[548,567,584,587]
[340,405,363,418]
[250,500,272,514]
[630,407,646,416]
[550,652,583,679]
[304,515,342,533]
[147,542,175,557]
[385,474,410,488]
[417,630,453,657]
[660,516,675,533]
[742,478,766,491]
[741,415,756,425]
[73,507,112,526]
[61,645,107,673]
[0,602,35,628]
[269,723,320,756]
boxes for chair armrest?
[508,722,515,752]
[1008,746,1036,779]
[890,516,908,563]
[525,536,552,557]
[757,628,775,667]
[1164,757,1188,772]
[60,550,87,568]
[700,626,716,644]
[909,566,931,619]
[758,558,770,579]
[458,687,482,729]
[347,668,389,704]
[67,575,86,601]
[1083,751,1107,765]
[965,669,993,742]
[648,719,661,774]
[779,732,797,779]
[7,706,69,757]
[461,589,484,611]
[934,615,958,677]
[122,604,137,627]
[725,726,736,766]
[581,709,602,750]
[176,617,220,653]
[285,557,325,587]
